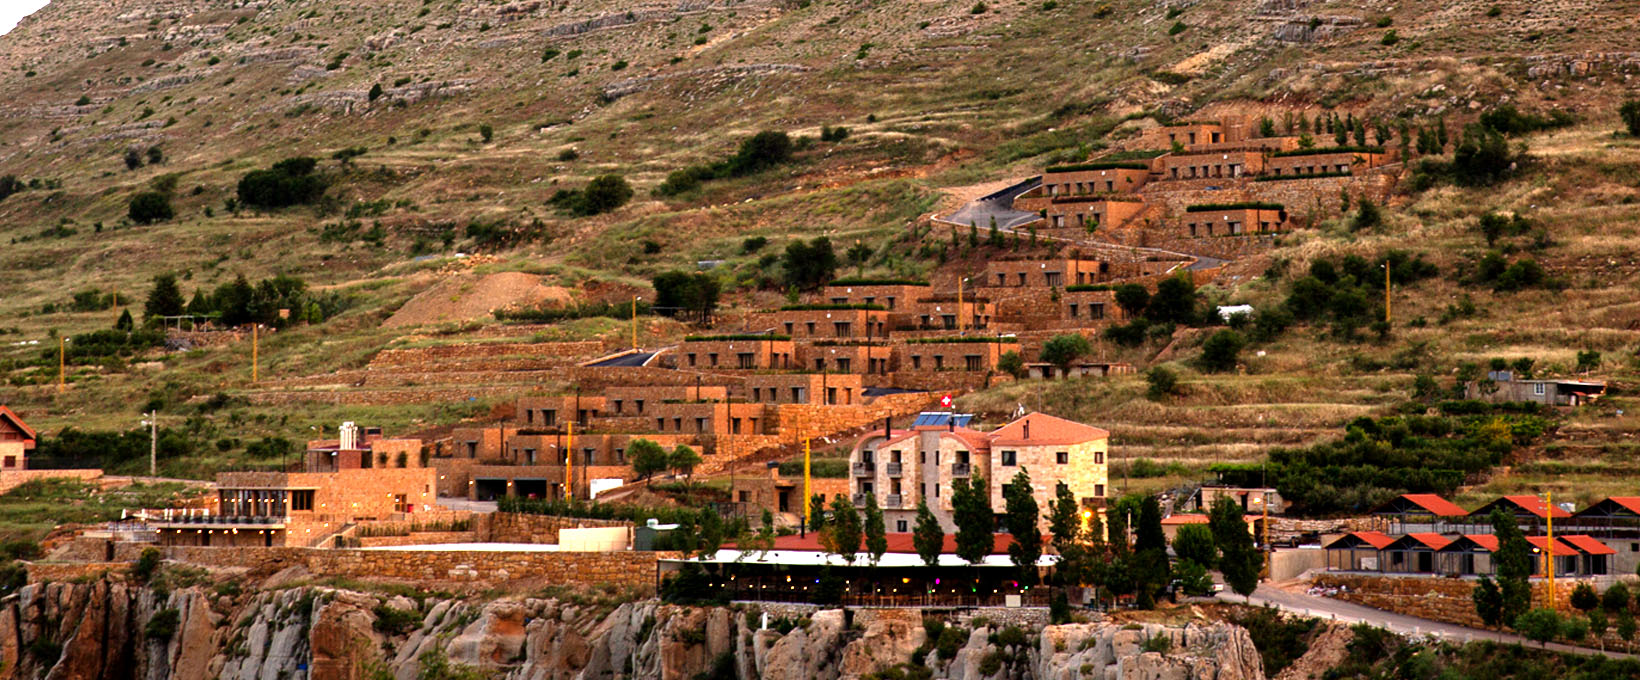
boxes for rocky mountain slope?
[0,574,1267,680]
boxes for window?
[911,355,922,369]
[886,297,896,309]
[964,355,981,371]
[861,449,875,464]
[656,418,666,431]
[1095,484,1105,497]
[934,355,945,370]
[291,490,315,511]
[805,322,816,335]
[1056,451,1069,464]
[394,494,410,513]
[612,399,623,414]
[784,322,794,335]
[896,520,908,532]
[1089,303,1105,320]
[695,417,707,432]
[835,357,851,372]
[826,387,837,405]
[739,491,751,503]
[465,441,478,458]
[708,352,719,366]
[687,353,698,367]
[673,417,683,431]
[1534,383,1546,396]
[732,418,743,434]
[1069,303,1078,317]
[1001,450,1017,466]
[635,399,645,414]
[615,448,626,464]
[737,353,754,369]
[751,388,762,402]
[524,448,536,465]
[862,482,874,495]
[524,409,533,424]
[1094,450,1105,464]
[1045,272,1063,287]
[834,322,851,337]
[1,456,13,468]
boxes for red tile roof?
[989,412,1110,446]
[1453,534,1577,555]
[1161,514,1209,525]
[1596,497,1640,516]
[0,406,36,448]
[1391,533,1454,550]
[1327,531,1396,550]
[1496,495,1573,519]
[732,532,1021,555]
[1560,534,1617,556]
[1396,494,1468,517]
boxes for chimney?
[339,422,359,450]
[883,416,891,440]
[1023,418,1030,440]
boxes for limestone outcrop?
[0,574,1268,680]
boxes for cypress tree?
[1003,469,1041,586]
[913,500,944,567]
[952,476,993,565]
[863,492,887,566]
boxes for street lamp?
[139,411,158,477]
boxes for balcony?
[885,462,902,477]
[852,493,869,508]
[885,494,903,509]
[951,462,971,477]
[852,461,876,476]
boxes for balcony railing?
[852,461,876,476]
[852,493,869,508]
[885,462,902,477]
[885,494,903,509]
[951,462,971,477]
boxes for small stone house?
[0,406,36,471]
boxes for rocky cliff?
[0,575,1265,680]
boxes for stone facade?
[0,406,36,472]
[981,259,1115,289]
[483,512,632,544]
[1043,197,1149,231]
[604,385,727,415]
[1312,573,1594,631]
[155,467,437,547]
[1159,149,1266,180]
[1266,149,1391,176]
[764,309,891,340]
[746,373,866,405]
[819,283,931,312]
[795,342,893,374]
[675,338,796,370]
[515,394,607,428]
[1180,206,1288,237]
[893,339,1021,374]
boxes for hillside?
[1,0,1639,498]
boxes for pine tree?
[863,492,887,566]
[1210,497,1262,600]
[144,274,185,321]
[1003,469,1041,586]
[1046,482,1084,587]
[826,494,862,564]
[115,308,134,332]
[952,476,993,565]
[913,500,944,567]
[808,494,828,534]
[1491,508,1533,628]
[1132,496,1170,608]
[1437,117,1450,150]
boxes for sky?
[0,0,50,36]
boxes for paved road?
[586,351,656,367]
[1219,584,1633,659]
[937,176,1042,230]
[935,175,1227,274]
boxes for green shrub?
[128,191,173,224]
[373,604,422,635]
[237,157,326,208]
[146,608,181,640]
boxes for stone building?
[1265,147,1391,176]
[1182,204,1287,237]
[797,341,893,374]
[676,336,796,370]
[770,307,891,340]
[515,394,607,428]
[1159,149,1266,180]
[849,411,1109,533]
[1043,197,1148,231]
[604,385,728,417]
[983,259,1115,289]
[155,425,437,547]
[820,280,931,312]
[894,337,1021,373]
[746,373,866,405]
[304,422,426,471]
[0,406,36,471]
[903,296,994,332]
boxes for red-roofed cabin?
[1572,497,1640,572]
[1436,534,1586,577]
[1324,531,1394,571]
[1464,495,1572,535]
[1560,535,1615,576]
[0,406,38,471]
[1371,494,1468,534]
[1381,533,1453,574]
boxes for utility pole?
[801,435,812,536]
[251,324,259,383]
[1383,264,1391,324]
[565,421,574,501]
[57,337,65,393]
[631,295,638,349]
[1546,490,1555,608]
[957,275,965,334]
[142,411,158,476]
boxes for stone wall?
[1311,573,1599,629]
[24,561,124,584]
[369,341,603,367]
[483,513,633,544]
[111,542,674,589]
[0,468,103,494]
[769,391,933,443]
[355,531,477,548]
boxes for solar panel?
[910,412,974,428]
